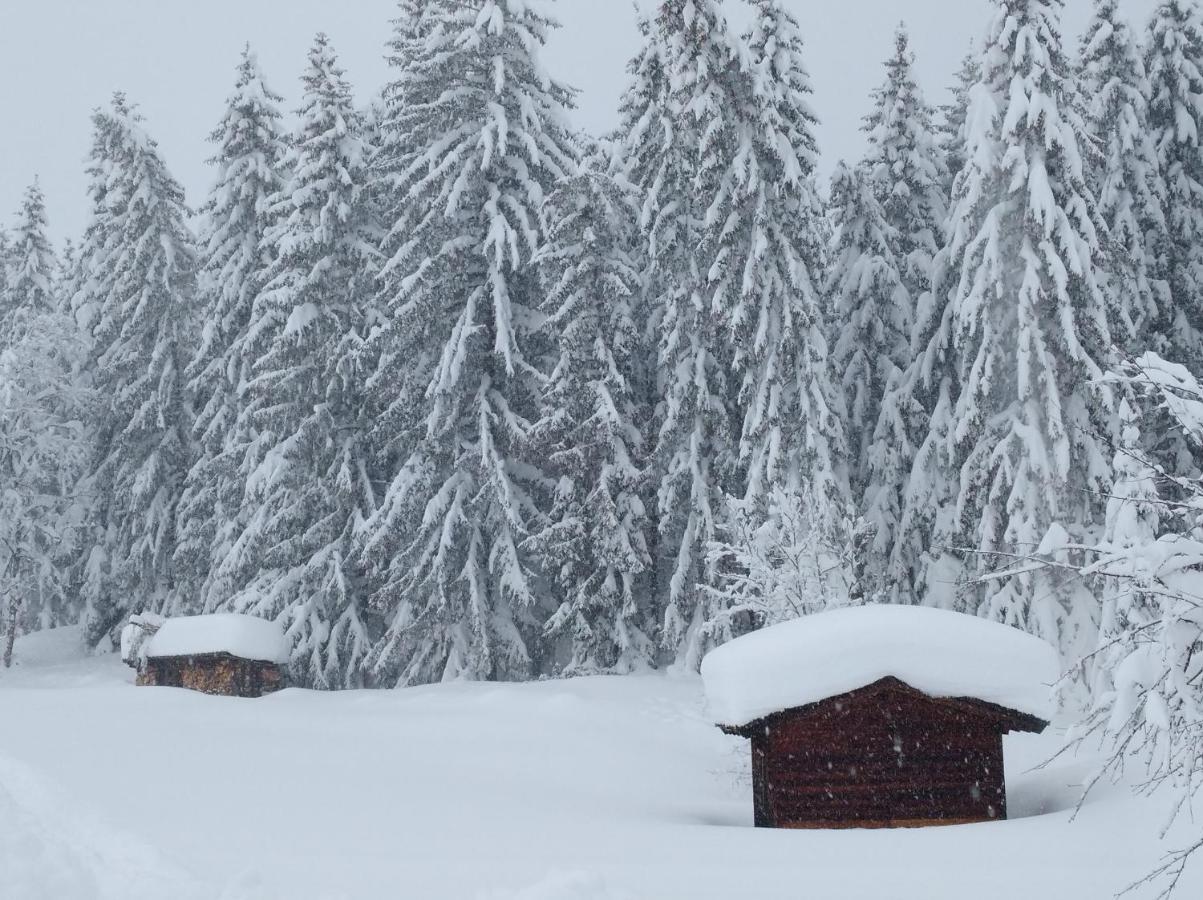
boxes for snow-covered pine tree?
[618,0,748,668]
[0,181,92,636]
[1145,0,1203,366]
[72,95,197,647]
[862,26,949,310]
[735,0,843,519]
[1080,0,1170,350]
[842,30,950,589]
[527,157,655,675]
[55,238,81,318]
[5,182,58,324]
[384,0,431,85]
[360,0,577,685]
[939,46,981,190]
[612,8,669,481]
[0,313,92,637]
[172,47,288,616]
[368,0,435,216]
[826,163,906,522]
[218,35,378,689]
[902,0,1114,658]
[620,0,844,661]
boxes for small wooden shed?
[131,614,289,699]
[701,605,1059,830]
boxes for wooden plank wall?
[139,654,285,698]
[748,681,1007,828]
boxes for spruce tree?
[527,159,655,674]
[901,0,1114,658]
[713,4,858,625]
[827,163,905,505]
[218,35,378,689]
[384,0,430,84]
[736,0,842,518]
[56,238,81,318]
[621,0,842,662]
[613,9,669,471]
[361,0,577,685]
[618,0,746,667]
[0,182,92,634]
[5,182,57,323]
[862,26,949,308]
[173,47,288,616]
[0,316,92,636]
[72,95,198,646]
[850,28,948,583]
[940,47,981,189]
[1145,0,1203,366]
[1080,0,1169,349]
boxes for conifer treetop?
[6,180,58,321]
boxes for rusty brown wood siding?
[138,653,285,698]
[746,680,1008,829]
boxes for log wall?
[138,653,285,698]
[745,678,1008,829]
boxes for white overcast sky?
[0,0,1163,241]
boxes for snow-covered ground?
[0,627,1198,900]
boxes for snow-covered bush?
[1071,353,1203,894]
[704,487,867,641]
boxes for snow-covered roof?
[700,605,1060,728]
[144,614,289,665]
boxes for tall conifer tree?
[1080,0,1169,349]
[619,0,747,667]
[621,0,842,663]
[361,0,577,685]
[861,26,948,310]
[5,182,57,323]
[1145,0,1203,366]
[528,159,655,674]
[736,0,842,518]
[940,47,981,190]
[851,28,948,581]
[899,0,1114,658]
[72,95,197,646]
[827,163,905,500]
[219,35,379,688]
[0,184,92,633]
[173,48,288,615]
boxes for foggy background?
[0,0,1163,241]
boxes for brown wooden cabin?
[137,652,285,699]
[722,676,1048,829]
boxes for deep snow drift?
[0,626,1198,900]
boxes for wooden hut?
[700,605,1059,830]
[133,614,289,699]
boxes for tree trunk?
[3,596,19,669]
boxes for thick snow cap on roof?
[700,605,1061,728]
[144,614,289,665]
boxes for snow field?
[0,627,1198,900]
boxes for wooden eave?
[144,650,280,666]
[719,676,1049,739]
